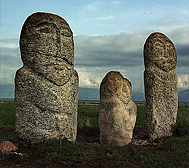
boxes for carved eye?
[122,84,127,93]
[166,43,171,48]
[155,42,161,47]
[38,27,51,33]
[62,30,72,37]
[148,41,152,47]
[35,22,52,34]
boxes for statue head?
[100,71,132,104]
[20,12,74,85]
[144,32,177,72]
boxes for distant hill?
[79,87,146,102]
[178,89,189,103]
[0,84,100,100]
[0,84,14,99]
[0,84,144,101]
[132,91,145,102]
[0,84,188,103]
[79,87,99,100]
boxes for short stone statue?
[99,71,137,146]
[144,32,178,141]
[15,12,79,143]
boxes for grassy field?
[0,103,189,167]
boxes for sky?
[1,0,189,94]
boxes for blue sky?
[1,0,188,38]
[1,0,189,94]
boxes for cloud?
[0,26,188,92]
[74,31,145,68]
[95,15,115,21]
[0,41,19,49]
[0,39,22,84]
[75,65,144,90]
[178,74,189,90]
[77,68,99,88]
[83,78,97,87]
[111,1,121,5]
[85,1,101,12]
[79,1,101,15]
[76,66,137,89]
[74,26,188,90]
[163,27,189,75]
[76,1,117,25]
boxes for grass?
[0,103,15,127]
[172,105,189,136]
[77,105,99,130]
[0,103,189,167]
[33,139,136,167]
[135,105,147,128]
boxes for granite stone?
[144,32,178,141]
[15,12,79,143]
[99,71,137,146]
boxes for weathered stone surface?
[144,32,178,141]
[15,12,79,143]
[99,71,137,146]
[0,141,18,154]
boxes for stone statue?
[15,12,79,143]
[99,71,137,146]
[144,32,178,141]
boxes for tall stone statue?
[144,32,178,141]
[15,12,79,143]
[99,71,137,146]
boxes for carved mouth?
[52,55,73,66]
[36,51,73,66]
[54,65,72,71]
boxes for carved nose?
[57,36,61,44]
[56,31,61,44]
[56,33,62,55]
[164,48,169,57]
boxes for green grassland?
[0,103,189,167]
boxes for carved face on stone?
[144,32,177,72]
[20,12,74,85]
[100,71,131,104]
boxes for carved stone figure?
[144,32,178,141]
[99,71,137,146]
[15,12,79,143]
